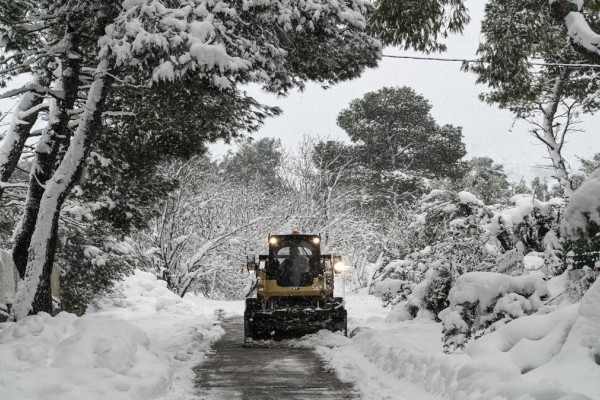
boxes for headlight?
[268,236,278,245]
[333,261,346,273]
[312,237,320,244]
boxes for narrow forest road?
[194,317,359,399]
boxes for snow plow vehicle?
[244,232,347,341]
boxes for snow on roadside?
[526,279,600,399]
[0,270,243,400]
[304,288,595,400]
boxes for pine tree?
[336,86,467,210]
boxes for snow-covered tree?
[468,0,600,197]
[336,86,467,211]
[2,0,381,319]
[141,157,284,298]
[452,157,510,205]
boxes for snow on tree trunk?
[13,59,113,320]
[12,28,81,279]
[539,70,574,198]
[0,75,45,200]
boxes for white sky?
[210,1,600,182]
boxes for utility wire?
[382,54,600,68]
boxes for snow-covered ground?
[1,270,598,400]
[303,286,600,400]
[0,271,244,400]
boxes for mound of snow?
[314,289,594,400]
[0,312,170,400]
[92,270,201,317]
[466,304,579,373]
[333,321,588,400]
[444,272,549,313]
[527,279,600,399]
[0,270,232,400]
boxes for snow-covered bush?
[417,263,452,320]
[465,304,580,373]
[561,168,600,301]
[375,190,568,322]
[373,190,495,314]
[464,277,600,398]
[487,195,565,277]
[57,226,136,315]
[440,272,550,352]
[370,278,415,307]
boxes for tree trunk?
[539,70,574,198]
[12,28,81,279]
[13,59,113,319]
[0,76,46,200]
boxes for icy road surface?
[194,317,359,399]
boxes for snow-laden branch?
[0,75,45,200]
[101,111,135,117]
[185,216,271,270]
[0,83,63,100]
[551,0,600,64]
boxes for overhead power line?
[382,54,600,68]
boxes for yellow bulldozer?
[244,232,347,341]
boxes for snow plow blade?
[244,307,347,341]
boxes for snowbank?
[527,279,600,399]
[439,272,550,350]
[309,288,595,400]
[0,312,170,400]
[466,305,580,373]
[0,270,233,400]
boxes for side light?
[269,236,278,245]
[312,236,320,244]
[333,261,346,274]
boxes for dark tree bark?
[0,78,46,200]
[13,26,81,281]
[30,69,113,316]
[13,59,114,318]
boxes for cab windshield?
[270,240,316,287]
